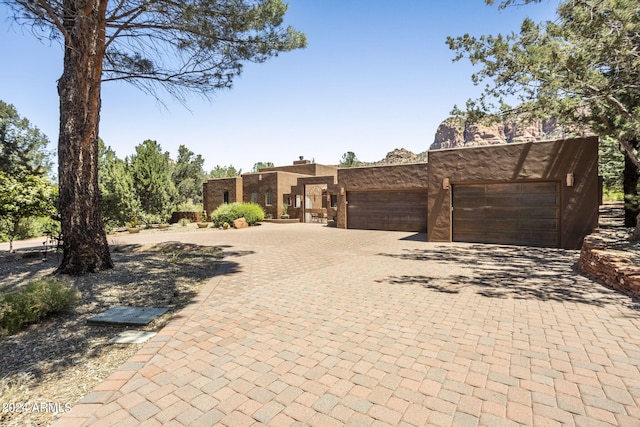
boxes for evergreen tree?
[209,165,242,178]
[98,139,141,228]
[0,171,56,252]
[0,100,52,177]
[5,0,306,273]
[172,145,206,204]
[252,162,274,172]
[339,151,360,168]
[130,140,177,221]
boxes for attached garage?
[347,190,428,232]
[452,181,560,247]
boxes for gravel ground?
[0,238,222,427]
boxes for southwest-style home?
[203,136,599,249]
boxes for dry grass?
[0,242,222,427]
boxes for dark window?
[223,191,229,204]
[251,190,258,204]
[330,194,338,208]
[266,189,273,206]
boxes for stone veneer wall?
[578,233,640,299]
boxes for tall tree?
[252,161,274,172]
[0,172,56,252]
[4,0,306,274]
[448,0,640,231]
[339,151,360,168]
[599,137,625,195]
[0,100,52,177]
[98,139,140,228]
[209,165,242,178]
[130,140,177,221]
[172,145,206,205]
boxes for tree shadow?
[0,241,253,408]
[377,244,640,311]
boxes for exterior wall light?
[566,173,574,187]
[442,178,450,190]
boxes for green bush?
[173,201,203,213]
[141,212,163,227]
[0,216,60,243]
[0,277,78,336]
[241,203,266,225]
[211,202,265,227]
[210,203,241,227]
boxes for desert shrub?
[173,201,203,213]
[0,277,78,336]
[141,213,163,227]
[240,203,265,225]
[0,372,33,403]
[211,202,264,227]
[211,203,241,227]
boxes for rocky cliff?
[376,148,428,165]
[429,116,577,150]
[366,115,585,166]
[362,148,428,166]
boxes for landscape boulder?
[233,217,249,229]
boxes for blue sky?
[0,1,560,173]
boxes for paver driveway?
[53,223,640,426]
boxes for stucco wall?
[338,163,429,191]
[203,177,242,216]
[427,137,599,249]
[337,163,429,229]
[260,163,338,178]
[242,172,305,218]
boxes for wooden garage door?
[347,191,427,232]
[452,182,560,247]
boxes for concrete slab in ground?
[87,306,169,326]
[109,330,157,344]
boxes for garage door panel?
[525,182,559,193]
[348,191,427,232]
[453,182,560,247]
[455,217,559,231]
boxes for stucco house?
[203,159,340,223]
[203,136,599,249]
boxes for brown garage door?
[347,190,427,232]
[452,182,560,247]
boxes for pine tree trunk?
[623,138,639,228]
[57,0,113,274]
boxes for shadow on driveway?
[377,244,640,311]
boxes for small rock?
[233,217,249,229]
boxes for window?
[223,191,229,204]
[295,195,302,208]
[330,194,338,209]
[266,189,273,206]
[251,190,258,204]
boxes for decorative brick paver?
[50,224,640,426]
